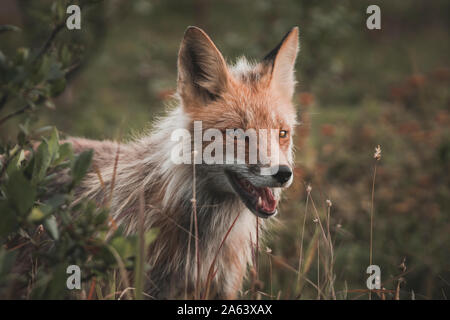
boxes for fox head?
[176,26,299,218]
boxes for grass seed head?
[374,145,382,161]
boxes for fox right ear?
[177,27,230,107]
[263,27,299,100]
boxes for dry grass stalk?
[134,189,146,300]
[369,145,381,299]
[316,218,320,300]
[326,199,336,300]
[107,244,133,299]
[297,184,311,287]
[108,141,121,206]
[203,211,241,299]
[87,277,96,300]
[191,150,200,299]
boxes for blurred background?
[1,0,449,299]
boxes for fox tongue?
[257,187,277,213]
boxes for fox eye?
[279,130,288,138]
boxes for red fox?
[69,26,299,299]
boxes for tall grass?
[369,145,381,300]
[76,142,414,301]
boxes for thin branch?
[0,101,34,127]
[34,22,65,62]
[0,20,66,126]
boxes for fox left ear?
[177,26,230,108]
[263,27,299,99]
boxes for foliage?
[0,0,155,299]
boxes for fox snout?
[272,165,293,186]
[225,163,293,218]
[255,164,293,187]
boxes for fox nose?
[273,165,292,184]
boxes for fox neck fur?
[70,107,261,299]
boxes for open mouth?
[226,171,278,218]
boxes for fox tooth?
[257,197,262,207]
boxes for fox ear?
[177,26,230,107]
[263,27,299,99]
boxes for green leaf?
[28,207,45,223]
[43,215,59,240]
[0,25,21,33]
[60,45,72,66]
[45,194,66,209]
[0,201,19,237]
[32,140,51,184]
[0,50,6,65]
[47,127,60,163]
[47,60,64,81]
[49,78,66,97]
[17,131,27,146]
[44,100,55,109]
[0,248,17,283]
[39,55,51,78]
[5,170,36,216]
[53,142,73,166]
[110,236,136,262]
[6,149,25,177]
[71,149,93,186]
[33,126,53,135]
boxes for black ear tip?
[263,27,299,62]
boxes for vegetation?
[0,0,448,299]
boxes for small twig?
[0,101,34,126]
[34,22,65,62]
[191,150,200,299]
[297,185,311,287]
[106,245,133,300]
[134,190,146,300]
[87,277,96,300]
[185,197,195,299]
[317,224,320,300]
[117,287,154,300]
[369,163,377,270]
[326,199,336,300]
[268,251,327,299]
[309,193,331,251]
[108,142,121,206]
[369,145,381,300]
[255,217,259,282]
